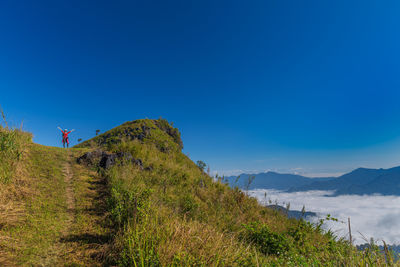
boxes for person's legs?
[66,137,69,148]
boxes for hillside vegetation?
[75,118,396,266]
[0,117,397,266]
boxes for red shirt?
[61,130,72,139]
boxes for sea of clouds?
[248,189,400,245]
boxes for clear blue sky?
[2,1,400,176]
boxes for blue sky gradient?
[2,1,400,176]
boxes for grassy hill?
[0,118,397,266]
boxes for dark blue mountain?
[225,172,333,191]
[288,166,400,196]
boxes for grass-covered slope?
[0,124,110,266]
[0,118,396,266]
[76,118,394,266]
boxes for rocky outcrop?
[77,150,143,170]
[76,150,104,165]
[99,152,143,169]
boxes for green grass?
[0,144,111,265]
[0,145,69,265]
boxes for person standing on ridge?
[57,127,75,148]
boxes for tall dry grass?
[0,108,32,263]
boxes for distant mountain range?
[225,172,334,191]
[226,166,400,196]
[267,205,317,220]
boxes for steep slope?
[73,118,389,266]
[226,172,334,190]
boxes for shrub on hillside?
[179,194,199,216]
[242,222,291,256]
[196,160,207,172]
[154,118,183,150]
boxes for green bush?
[196,160,206,172]
[107,180,152,227]
[179,194,199,216]
[154,118,183,150]
[242,222,291,256]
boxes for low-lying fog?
[248,189,400,245]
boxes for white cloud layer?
[248,189,400,245]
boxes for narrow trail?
[58,149,111,266]
[62,151,75,228]
[0,145,111,266]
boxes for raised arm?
[57,126,63,132]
